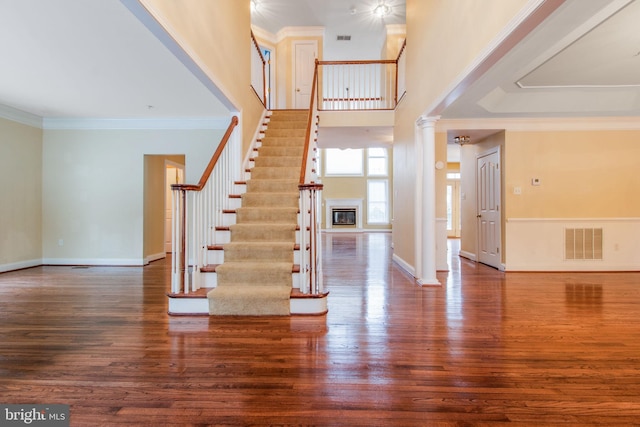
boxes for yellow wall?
[139,0,264,154]
[505,130,640,218]
[0,117,42,270]
[393,0,530,270]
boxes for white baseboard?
[42,258,144,266]
[392,253,415,277]
[0,258,43,273]
[145,252,166,265]
[459,250,477,261]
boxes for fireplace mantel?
[325,198,363,232]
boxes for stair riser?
[264,121,307,129]
[202,271,301,288]
[207,249,302,265]
[222,211,301,227]
[253,157,302,168]
[214,229,302,245]
[241,194,299,208]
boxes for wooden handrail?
[299,59,319,186]
[172,115,238,192]
[396,39,407,62]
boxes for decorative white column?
[415,115,441,286]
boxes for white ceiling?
[0,0,228,119]
[1,0,638,142]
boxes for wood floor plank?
[1,234,640,425]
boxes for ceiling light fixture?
[250,0,258,13]
[374,1,392,17]
[454,136,470,145]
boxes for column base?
[417,278,441,287]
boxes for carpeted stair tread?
[235,207,298,223]
[253,156,302,168]
[249,167,299,180]
[229,223,296,242]
[246,179,298,193]
[215,262,293,285]
[223,242,294,262]
[207,286,291,316]
[241,192,299,208]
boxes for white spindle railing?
[317,41,407,111]
[250,31,266,107]
[299,61,323,295]
[171,116,240,294]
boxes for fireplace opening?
[332,208,356,226]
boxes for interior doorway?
[165,162,184,253]
[446,176,461,238]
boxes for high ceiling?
[0,0,638,136]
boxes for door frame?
[292,40,318,109]
[164,160,185,254]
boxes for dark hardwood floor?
[1,233,640,425]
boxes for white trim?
[277,26,325,43]
[0,104,43,128]
[392,253,415,277]
[251,25,277,45]
[43,117,231,130]
[437,117,640,132]
[459,250,477,261]
[0,259,43,273]
[42,258,144,266]
[144,252,166,265]
[507,217,640,223]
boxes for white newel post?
[415,115,441,286]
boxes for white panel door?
[476,150,501,268]
[293,41,317,109]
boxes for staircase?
[206,110,307,315]
[167,109,327,316]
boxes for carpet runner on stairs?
[207,110,308,315]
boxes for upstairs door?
[476,149,501,269]
[293,41,317,109]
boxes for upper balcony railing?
[316,39,406,111]
[250,31,266,107]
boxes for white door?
[165,165,184,253]
[293,41,317,109]
[476,150,501,268]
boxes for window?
[324,148,363,176]
[367,148,388,176]
[367,179,389,224]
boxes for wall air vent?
[336,35,351,41]
[565,228,603,260]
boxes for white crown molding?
[386,24,406,36]
[437,116,640,132]
[276,26,325,43]
[42,117,231,130]
[0,104,43,128]
[251,25,277,46]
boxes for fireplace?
[332,208,356,226]
[325,198,363,231]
